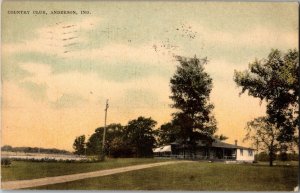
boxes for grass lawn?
[1,158,168,181]
[34,161,298,191]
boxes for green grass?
[34,161,298,191]
[1,158,168,181]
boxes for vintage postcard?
[1,0,299,191]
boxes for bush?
[255,152,269,161]
[255,152,299,162]
[279,152,288,161]
[287,153,299,161]
[1,158,12,166]
[9,157,100,163]
[109,138,134,158]
[278,153,299,161]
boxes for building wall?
[236,148,254,162]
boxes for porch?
[154,145,237,160]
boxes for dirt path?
[1,160,190,190]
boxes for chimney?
[234,140,238,146]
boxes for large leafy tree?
[84,120,157,158]
[103,123,126,156]
[156,122,181,146]
[244,117,280,166]
[170,56,217,146]
[86,129,102,155]
[73,135,86,155]
[126,116,157,157]
[104,123,134,157]
[234,49,299,143]
[109,137,133,158]
[86,123,125,156]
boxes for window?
[240,149,243,156]
[248,150,253,156]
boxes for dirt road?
[1,160,190,190]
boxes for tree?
[126,116,157,157]
[170,55,217,147]
[156,122,181,146]
[109,137,133,158]
[86,130,102,155]
[86,123,125,156]
[244,117,280,166]
[85,121,156,158]
[105,123,132,157]
[1,145,13,151]
[234,49,299,143]
[73,135,86,155]
[214,134,228,141]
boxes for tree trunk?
[269,150,274,167]
[269,157,273,166]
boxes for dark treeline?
[255,152,298,162]
[1,145,71,154]
[74,116,157,158]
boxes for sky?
[1,1,298,151]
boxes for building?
[153,140,255,162]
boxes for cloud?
[66,43,175,64]
[15,61,173,110]
[3,15,178,75]
[51,93,87,109]
[3,15,179,82]
[2,81,44,109]
[1,59,33,81]
[205,60,239,82]
[189,21,298,49]
[118,87,168,109]
[18,81,48,101]
[2,17,102,57]
[9,41,178,83]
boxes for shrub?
[255,152,299,162]
[255,152,269,161]
[279,152,288,161]
[1,158,12,166]
[9,157,100,163]
[287,153,299,161]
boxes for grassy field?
[33,161,299,191]
[1,158,168,181]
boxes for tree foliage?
[244,117,280,166]
[86,124,126,156]
[1,145,70,154]
[126,116,157,157]
[234,49,299,143]
[86,129,102,155]
[109,137,133,158]
[104,123,133,157]
[73,135,86,155]
[82,117,157,158]
[170,56,217,144]
[156,122,181,146]
[214,134,229,141]
[103,123,125,155]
